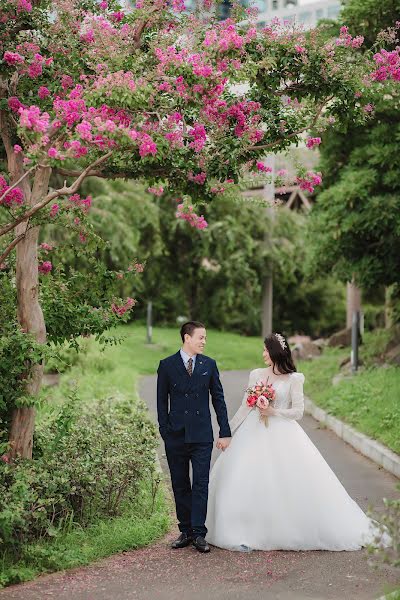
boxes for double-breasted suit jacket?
[157,351,231,443]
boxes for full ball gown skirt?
[206,370,378,551]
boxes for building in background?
[258,0,341,28]
[217,0,341,27]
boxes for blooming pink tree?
[0,0,383,457]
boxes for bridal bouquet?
[246,379,276,427]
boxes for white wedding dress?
[206,368,378,552]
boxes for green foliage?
[307,101,400,289]
[71,179,344,336]
[307,0,400,292]
[341,0,400,48]
[0,237,142,437]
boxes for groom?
[157,321,231,553]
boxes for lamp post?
[261,155,275,338]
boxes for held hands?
[216,437,231,451]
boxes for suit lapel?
[173,352,208,388]
[173,351,191,381]
[192,354,204,378]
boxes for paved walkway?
[1,371,399,600]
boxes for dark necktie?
[187,357,193,376]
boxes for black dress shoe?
[171,533,193,549]
[192,536,210,553]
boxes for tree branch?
[53,167,130,179]
[0,166,37,205]
[0,152,112,238]
[132,6,158,49]
[247,97,333,153]
[0,233,26,264]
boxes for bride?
[206,333,379,552]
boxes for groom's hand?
[216,437,231,451]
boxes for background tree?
[307,0,400,318]
[67,180,345,336]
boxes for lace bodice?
[229,368,305,433]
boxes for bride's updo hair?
[264,333,297,375]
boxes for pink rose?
[256,395,269,409]
[246,395,258,407]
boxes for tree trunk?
[8,161,51,459]
[261,155,275,337]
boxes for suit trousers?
[164,430,213,538]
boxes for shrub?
[0,392,159,555]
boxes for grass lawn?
[299,331,400,455]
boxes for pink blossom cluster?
[15,0,32,12]
[79,14,134,64]
[26,53,45,79]
[204,20,256,53]
[336,26,364,49]
[201,97,262,141]
[39,242,54,253]
[111,297,136,316]
[176,204,208,230]
[371,49,400,82]
[38,261,52,274]
[0,176,24,206]
[93,70,136,93]
[50,203,60,217]
[256,161,272,173]
[48,147,65,159]
[210,185,225,194]
[296,171,322,193]
[155,46,188,71]
[127,262,144,273]
[3,51,25,65]
[363,103,374,113]
[139,133,157,157]
[38,86,50,99]
[147,186,164,196]
[19,105,50,133]
[64,139,89,158]
[306,137,321,149]
[54,91,87,126]
[68,193,92,212]
[8,96,24,113]
[188,171,207,185]
[189,123,207,153]
[111,11,125,22]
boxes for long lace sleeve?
[229,369,260,433]
[273,373,305,421]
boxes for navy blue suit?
[157,351,231,538]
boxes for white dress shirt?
[180,348,197,372]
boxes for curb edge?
[305,397,400,479]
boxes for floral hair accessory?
[275,333,287,350]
